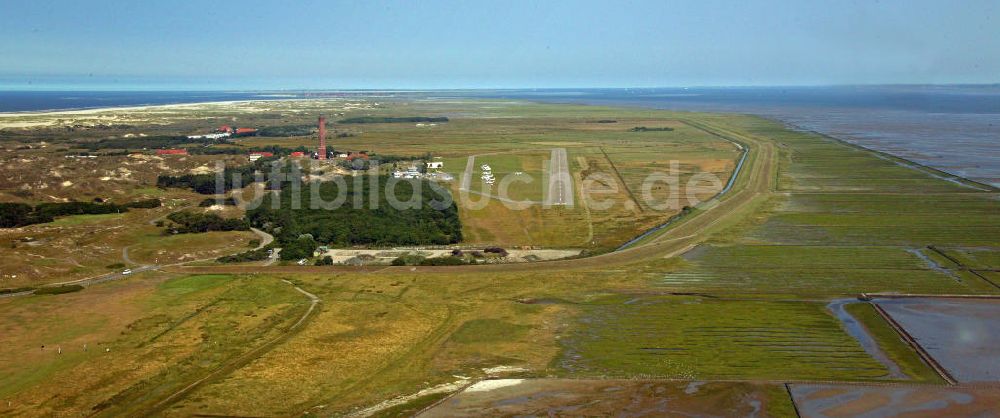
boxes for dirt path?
[137,279,321,416]
[121,246,138,266]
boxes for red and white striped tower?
[317,116,327,160]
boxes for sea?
[0,90,291,113]
[1,86,997,187]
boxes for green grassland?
[658,245,991,295]
[937,247,1000,270]
[559,295,891,381]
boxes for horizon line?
[2,83,999,93]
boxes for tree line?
[0,199,161,228]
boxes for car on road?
[121,269,132,275]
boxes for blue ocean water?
[0,90,296,113]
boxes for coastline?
[0,98,317,118]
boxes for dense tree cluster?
[164,211,249,234]
[337,116,449,124]
[0,201,127,228]
[0,203,37,228]
[257,125,316,137]
[279,235,319,261]
[247,175,461,250]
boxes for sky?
[0,0,998,90]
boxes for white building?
[187,132,231,140]
[426,161,444,169]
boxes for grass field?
[559,295,892,381]
[658,244,993,295]
[0,273,307,416]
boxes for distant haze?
[1,0,998,90]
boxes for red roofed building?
[218,125,233,133]
[346,152,369,161]
[290,151,305,157]
[156,149,188,155]
[234,128,258,136]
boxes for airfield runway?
[545,148,573,206]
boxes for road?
[250,227,274,250]
[544,148,573,206]
[263,248,281,266]
[45,264,161,289]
